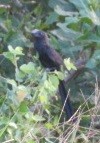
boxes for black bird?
[31,29,73,119]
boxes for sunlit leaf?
[8,45,24,55]
[45,123,53,129]
[6,79,17,87]
[8,122,17,129]
[64,58,77,71]
[54,70,64,80]
[20,62,35,74]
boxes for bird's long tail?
[58,80,73,119]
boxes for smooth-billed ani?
[31,29,73,119]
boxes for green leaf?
[69,0,88,12]
[15,70,26,82]
[86,49,100,69]
[55,5,77,16]
[52,25,82,42]
[20,62,35,74]
[48,74,59,90]
[87,34,100,43]
[7,32,30,47]
[5,19,12,30]
[89,10,100,25]
[43,74,59,92]
[0,76,7,95]
[32,115,45,122]
[3,52,14,63]
[38,87,48,103]
[8,45,24,55]
[65,17,79,25]
[8,122,17,129]
[54,71,64,80]
[0,7,7,14]
[6,79,17,87]
[39,93,48,103]
[45,123,53,129]
[49,0,61,8]
[45,12,59,24]
[93,49,100,60]
[64,58,77,71]
[80,17,92,25]
[79,33,100,43]
[19,101,29,113]
[86,58,96,69]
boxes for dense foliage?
[0,0,100,142]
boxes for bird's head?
[31,29,46,40]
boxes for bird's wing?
[46,46,63,66]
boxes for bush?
[0,0,100,142]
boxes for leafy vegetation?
[0,0,100,142]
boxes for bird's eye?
[40,32,44,36]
